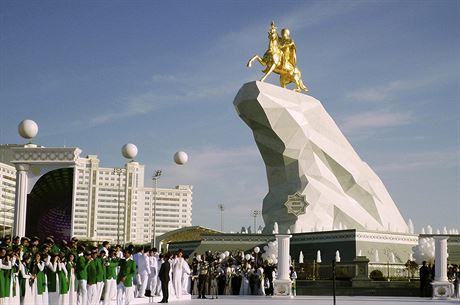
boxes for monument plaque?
[284,192,309,217]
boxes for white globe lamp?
[121,143,138,160]
[174,151,188,165]
[18,119,38,140]
[254,246,260,253]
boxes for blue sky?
[1,0,459,234]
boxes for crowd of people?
[419,260,460,298]
[0,235,296,305]
[8,233,460,304]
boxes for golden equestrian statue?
[247,21,308,92]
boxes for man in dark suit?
[419,260,430,297]
[158,252,171,303]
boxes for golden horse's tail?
[299,78,309,92]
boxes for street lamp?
[218,204,224,231]
[113,168,125,245]
[251,210,261,233]
[152,169,162,248]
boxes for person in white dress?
[146,248,158,297]
[256,265,265,296]
[133,247,150,298]
[19,254,34,305]
[172,250,186,299]
[168,257,175,299]
[67,254,77,305]
[46,254,60,305]
[181,256,191,295]
[10,253,20,305]
[0,252,12,305]
[58,256,69,305]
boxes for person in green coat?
[67,253,77,305]
[103,249,119,305]
[46,253,60,304]
[30,252,47,304]
[0,251,12,302]
[58,252,69,304]
[95,249,106,302]
[117,248,137,305]
[87,249,99,305]
[76,250,92,305]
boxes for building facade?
[0,161,16,237]
[0,145,193,244]
[74,155,193,244]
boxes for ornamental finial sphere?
[121,143,138,160]
[174,151,188,165]
[18,119,38,139]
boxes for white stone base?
[431,281,454,299]
[273,279,292,296]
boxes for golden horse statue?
[247,22,308,92]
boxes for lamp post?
[152,170,162,248]
[218,204,224,231]
[332,258,336,305]
[113,168,124,245]
[252,210,261,233]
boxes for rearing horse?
[247,23,308,92]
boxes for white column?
[276,234,292,280]
[434,236,449,282]
[13,164,29,237]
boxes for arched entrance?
[26,167,74,241]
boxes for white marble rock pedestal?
[233,81,409,234]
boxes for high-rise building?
[74,155,193,244]
[0,145,192,243]
[0,161,16,237]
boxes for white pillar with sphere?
[12,119,81,238]
[13,164,29,237]
[273,234,292,296]
[431,235,454,299]
[13,120,38,237]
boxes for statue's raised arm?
[247,22,308,92]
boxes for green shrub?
[370,269,385,281]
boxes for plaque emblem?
[284,192,309,217]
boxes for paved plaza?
[132,295,460,305]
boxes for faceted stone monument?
[234,81,409,234]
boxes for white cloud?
[373,149,459,173]
[154,145,267,231]
[81,3,363,130]
[339,110,414,134]
[88,92,159,126]
[346,70,459,103]
[151,74,179,83]
[159,146,262,185]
